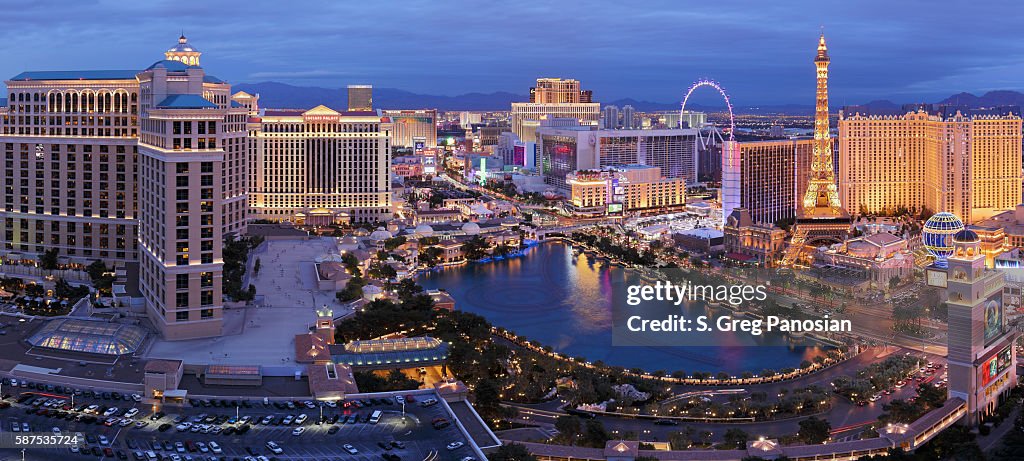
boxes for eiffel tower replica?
[781,34,850,266]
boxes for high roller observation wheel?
[681,79,736,141]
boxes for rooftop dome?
[462,222,481,235]
[414,224,434,237]
[168,35,198,53]
[953,228,980,243]
[369,228,393,241]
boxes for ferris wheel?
[680,78,736,142]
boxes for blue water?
[417,242,826,375]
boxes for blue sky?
[4,0,1022,105]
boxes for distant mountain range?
[232,82,1024,116]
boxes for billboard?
[980,344,1013,388]
[607,203,623,214]
[983,293,1004,344]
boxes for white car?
[265,441,283,455]
[119,418,133,427]
[282,415,294,425]
[175,422,191,432]
[131,394,142,402]
[196,442,208,453]
[10,422,18,432]
[124,408,139,418]
[447,442,464,451]
[291,427,305,436]
[343,444,358,455]
[98,435,109,446]
[86,404,100,413]
[52,427,61,435]
[175,441,185,453]
[395,395,405,405]
[294,414,307,425]
[208,442,222,454]
[103,407,119,417]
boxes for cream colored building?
[839,110,1022,223]
[382,109,437,148]
[512,78,599,143]
[722,139,814,227]
[247,105,392,225]
[136,41,250,340]
[0,36,246,268]
[565,165,685,217]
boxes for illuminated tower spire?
[801,33,844,215]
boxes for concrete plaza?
[147,237,353,368]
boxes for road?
[502,346,948,444]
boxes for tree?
[888,276,901,291]
[555,415,583,445]
[581,419,610,447]
[797,416,831,444]
[723,428,749,449]
[489,444,537,461]
[40,248,59,270]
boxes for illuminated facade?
[722,139,812,226]
[136,44,250,340]
[512,78,600,143]
[723,208,788,265]
[537,127,698,190]
[799,34,846,221]
[247,105,392,225]
[839,110,1022,223]
[565,165,686,217]
[381,109,437,148]
[945,230,1019,425]
[0,36,246,270]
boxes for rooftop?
[10,70,139,81]
[156,94,218,109]
[28,318,147,356]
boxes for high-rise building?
[381,109,437,149]
[1,71,142,265]
[346,85,373,112]
[247,105,392,225]
[602,105,620,129]
[621,105,636,130]
[512,78,600,143]
[536,127,698,190]
[529,78,589,104]
[0,36,246,272]
[136,39,250,340]
[565,165,686,217]
[839,109,1022,223]
[722,139,813,226]
[945,229,1019,425]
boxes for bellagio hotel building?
[839,109,1022,223]
[0,37,249,339]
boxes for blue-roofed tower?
[135,37,249,340]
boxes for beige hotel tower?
[0,37,248,339]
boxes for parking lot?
[0,381,475,461]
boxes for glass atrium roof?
[28,319,147,356]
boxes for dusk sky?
[5,0,1023,106]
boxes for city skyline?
[4,0,1023,106]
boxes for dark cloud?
[2,0,1021,105]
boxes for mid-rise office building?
[347,85,373,112]
[247,105,392,225]
[536,127,699,190]
[512,78,600,143]
[381,109,437,149]
[722,139,814,226]
[839,109,1022,223]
